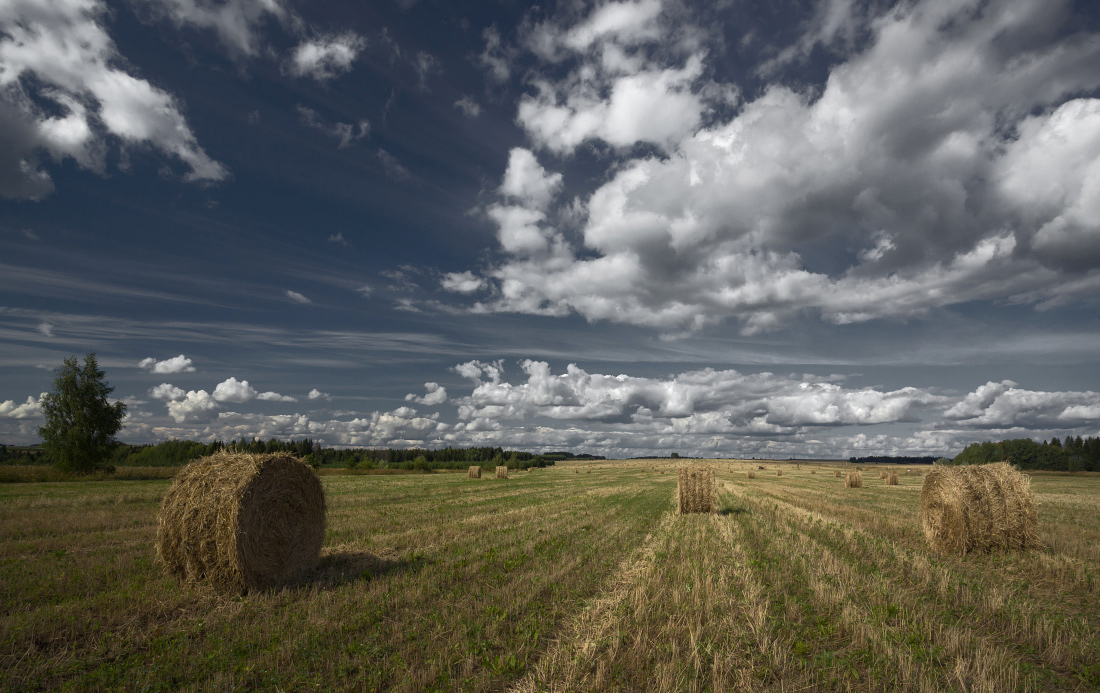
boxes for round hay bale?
[677,467,715,514]
[886,471,899,485]
[834,469,843,478]
[845,470,863,488]
[157,452,326,592]
[776,469,783,476]
[920,462,1039,555]
[495,466,509,479]
[468,465,481,479]
[746,470,756,479]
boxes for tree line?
[848,455,940,465]
[952,436,1100,471]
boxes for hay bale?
[920,462,1039,555]
[811,469,816,474]
[834,470,843,478]
[468,465,481,479]
[157,452,325,592]
[496,466,509,479]
[747,470,756,479]
[677,467,715,514]
[845,470,863,488]
[886,471,899,485]
[776,469,783,477]
[879,471,888,479]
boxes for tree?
[38,353,127,474]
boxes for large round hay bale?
[678,467,715,514]
[845,470,863,488]
[920,462,1039,555]
[157,452,326,592]
[746,470,756,479]
[496,465,509,479]
[886,471,899,485]
[468,465,481,479]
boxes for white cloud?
[134,0,289,57]
[139,355,196,374]
[562,0,663,52]
[297,106,370,149]
[328,232,348,245]
[943,381,1100,429]
[149,383,186,401]
[0,393,45,418]
[36,321,54,337]
[499,148,562,211]
[288,33,365,81]
[286,290,311,304]
[308,388,331,400]
[166,389,218,423]
[460,0,1100,333]
[454,95,481,118]
[479,25,511,82]
[0,0,227,200]
[440,271,486,294]
[256,391,297,403]
[405,381,448,406]
[212,376,256,403]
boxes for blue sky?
[2,0,1099,458]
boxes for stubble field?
[1,460,1098,691]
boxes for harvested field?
[2,460,1098,691]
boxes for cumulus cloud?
[0,0,227,200]
[212,377,294,403]
[440,271,486,294]
[405,381,448,406]
[943,381,1100,429]
[455,0,1100,334]
[450,359,942,432]
[0,393,45,418]
[297,106,370,149]
[149,383,186,401]
[166,389,218,423]
[499,148,562,211]
[308,388,331,400]
[139,355,196,374]
[287,33,365,80]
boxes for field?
[2,461,1098,691]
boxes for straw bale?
[496,466,509,479]
[920,462,1039,555]
[746,470,756,479]
[879,471,888,479]
[468,465,481,479]
[677,467,715,514]
[776,469,783,476]
[157,452,325,593]
[845,470,863,488]
[886,471,899,485]
[834,470,843,478]
[811,470,816,474]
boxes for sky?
[1,0,1099,459]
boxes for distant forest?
[0,438,603,471]
[952,436,1100,471]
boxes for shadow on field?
[310,549,428,589]
[717,505,748,516]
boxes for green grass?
[1,461,1097,691]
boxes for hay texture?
[845,470,863,488]
[746,470,756,479]
[677,467,715,514]
[157,452,325,592]
[920,462,1039,555]
[834,470,843,478]
[886,472,899,485]
[496,466,509,479]
[776,469,783,477]
[468,465,481,479]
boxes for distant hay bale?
[776,469,783,476]
[468,465,481,479]
[811,469,817,474]
[747,470,756,479]
[678,467,715,514]
[886,471,899,485]
[496,466,509,479]
[157,452,325,593]
[920,462,1039,555]
[879,471,888,479]
[845,470,863,488]
[834,470,843,478]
